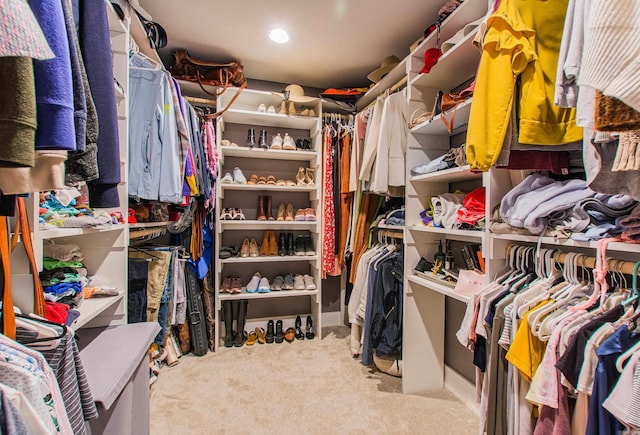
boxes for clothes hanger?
[15,312,66,348]
[129,51,162,71]
[128,246,162,261]
[615,262,640,372]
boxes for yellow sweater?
[466,0,583,172]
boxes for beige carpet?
[150,326,478,435]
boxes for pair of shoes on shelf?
[220,276,242,293]
[299,107,316,117]
[245,128,270,149]
[294,208,317,222]
[294,235,315,256]
[257,195,274,221]
[265,319,289,343]
[221,139,239,147]
[295,138,312,151]
[276,203,295,221]
[219,246,239,259]
[257,103,276,114]
[258,231,278,256]
[221,208,246,220]
[294,315,315,340]
[292,274,316,290]
[246,326,267,346]
[221,167,247,184]
[278,100,297,116]
[240,238,259,257]
[268,133,295,150]
[277,232,295,256]
[246,272,271,293]
[295,167,315,186]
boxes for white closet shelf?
[410,165,481,183]
[71,291,124,329]
[220,146,317,161]
[106,0,127,35]
[221,109,320,131]
[407,274,470,303]
[409,226,484,240]
[38,224,126,239]
[411,98,473,135]
[129,222,170,229]
[410,31,480,91]
[377,224,404,230]
[491,233,640,253]
[220,256,318,264]
[220,220,318,230]
[221,184,317,193]
[219,289,318,301]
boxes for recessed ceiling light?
[269,28,290,44]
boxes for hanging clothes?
[321,123,336,277]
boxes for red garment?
[457,187,486,225]
[45,301,69,324]
[322,126,336,277]
[419,48,442,74]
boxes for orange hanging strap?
[0,216,16,339]
[12,198,46,317]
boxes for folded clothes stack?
[492,173,639,241]
[410,145,467,176]
[39,188,114,230]
[419,187,486,230]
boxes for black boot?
[246,128,256,148]
[233,300,247,347]
[278,232,287,256]
[287,232,294,256]
[258,129,268,149]
[223,301,234,348]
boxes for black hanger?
[128,246,162,261]
[15,312,67,344]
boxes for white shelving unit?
[213,86,323,350]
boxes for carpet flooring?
[150,326,478,434]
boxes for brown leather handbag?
[171,49,247,117]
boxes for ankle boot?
[259,231,270,256]
[223,301,234,348]
[177,323,191,354]
[278,232,286,256]
[246,128,256,148]
[286,232,294,256]
[268,231,278,256]
[233,300,247,347]
[257,195,266,221]
[265,195,274,221]
[258,129,268,149]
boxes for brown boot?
[259,231,270,256]
[177,323,191,354]
[257,195,266,221]
[268,231,278,256]
[265,195,274,220]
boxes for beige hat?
[273,84,319,103]
[367,55,401,83]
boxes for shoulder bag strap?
[10,197,46,317]
[440,103,458,134]
[204,82,247,119]
[1,216,16,339]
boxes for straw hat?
[367,55,401,83]
[273,84,319,103]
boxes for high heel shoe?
[305,168,315,186]
[305,315,315,340]
[295,315,305,340]
[296,167,306,186]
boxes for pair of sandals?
[246,327,266,346]
[220,208,245,220]
[247,174,296,186]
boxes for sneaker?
[220,277,232,293]
[233,167,247,184]
[294,236,305,256]
[305,208,316,221]
[294,209,306,221]
[246,272,261,293]
[270,133,283,150]
[303,274,316,290]
[304,236,316,256]
[258,277,271,293]
[221,172,233,184]
[283,133,295,150]
[272,275,284,291]
[257,103,266,112]
[267,105,276,114]
[283,273,294,290]
[293,274,305,290]
[230,277,242,293]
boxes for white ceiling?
[138,0,444,90]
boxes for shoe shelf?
[220,256,318,264]
[38,224,127,240]
[221,109,320,132]
[410,98,473,135]
[70,291,124,330]
[219,289,318,301]
[409,30,481,92]
[219,220,318,230]
[220,146,317,162]
[220,184,317,194]
[410,165,481,183]
[491,232,640,253]
[408,225,484,241]
[407,274,470,304]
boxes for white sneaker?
[257,103,266,113]
[267,105,276,114]
[221,172,233,184]
[246,272,261,293]
[283,133,295,150]
[233,167,247,184]
[270,133,283,150]
[221,139,231,147]
[258,277,271,293]
[293,274,305,290]
[303,274,316,290]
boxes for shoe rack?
[213,87,323,350]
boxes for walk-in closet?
[2,0,639,433]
